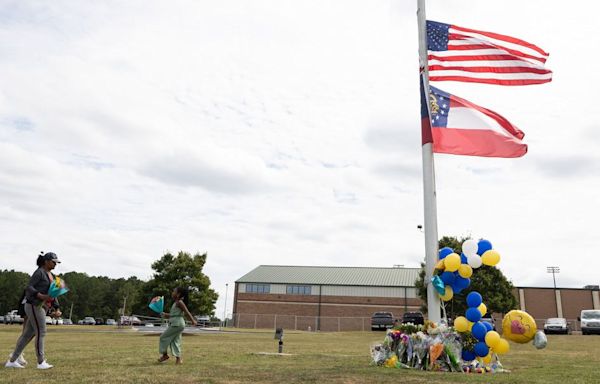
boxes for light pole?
[547,266,560,289]
[223,283,229,327]
[547,266,560,317]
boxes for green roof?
[236,265,421,287]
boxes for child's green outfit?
[159,302,186,357]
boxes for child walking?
[158,287,196,364]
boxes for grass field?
[1,325,599,384]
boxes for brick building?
[232,265,421,331]
[232,265,600,332]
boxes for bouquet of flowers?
[148,296,164,314]
[48,276,69,298]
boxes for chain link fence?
[232,313,378,332]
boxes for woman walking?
[5,252,62,369]
[158,287,197,364]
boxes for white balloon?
[462,239,478,256]
[467,254,483,268]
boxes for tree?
[415,236,517,318]
[0,270,30,315]
[142,251,218,316]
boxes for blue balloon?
[466,307,482,322]
[460,252,468,264]
[440,271,456,285]
[477,239,493,255]
[466,291,483,308]
[454,276,470,291]
[483,321,493,332]
[474,342,489,357]
[461,350,476,361]
[471,322,487,341]
[439,247,454,259]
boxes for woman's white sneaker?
[4,360,25,368]
[37,361,53,369]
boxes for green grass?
[1,325,599,383]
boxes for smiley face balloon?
[502,310,537,343]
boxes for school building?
[232,265,600,332]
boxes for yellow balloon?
[435,259,445,270]
[481,353,492,364]
[440,286,454,301]
[481,250,501,266]
[484,331,501,348]
[478,303,487,317]
[454,316,469,332]
[502,310,537,343]
[444,253,461,272]
[494,338,510,354]
[458,264,473,278]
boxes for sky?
[1,0,598,319]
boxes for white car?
[45,316,53,325]
[106,319,117,326]
[579,310,600,335]
[543,317,569,334]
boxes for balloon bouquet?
[432,239,546,373]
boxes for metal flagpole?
[417,0,441,323]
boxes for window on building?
[245,284,270,294]
[286,285,312,295]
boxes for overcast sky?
[1,0,598,318]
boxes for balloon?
[460,253,468,264]
[461,350,476,362]
[481,250,501,266]
[453,276,470,292]
[444,253,461,272]
[438,247,454,259]
[440,285,454,301]
[482,321,493,332]
[462,239,478,256]
[478,303,487,316]
[453,316,469,332]
[435,259,445,270]
[494,338,510,354]
[440,271,456,285]
[481,353,492,364]
[458,264,473,278]
[466,307,482,322]
[466,291,483,308]
[502,310,538,343]
[474,342,489,357]
[432,275,446,295]
[485,331,501,348]
[471,322,487,341]
[533,330,547,349]
[477,239,493,255]
[467,254,482,268]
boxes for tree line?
[0,251,219,322]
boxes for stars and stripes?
[427,20,552,86]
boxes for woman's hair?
[175,287,190,306]
[36,251,45,267]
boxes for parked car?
[82,316,96,325]
[370,312,395,331]
[77,319,84,325]
[106,319,117,326]
[402,311,425,325]
[95,318,104,325]
[120,316,142,326]
[196,315,210,327]
[543,317,569,334]
[55,318,64,325]
[63,319,73,325]
[481,316,497,331]
[5,310,24,324]
[579,309,600,335]
[45,316,53,325]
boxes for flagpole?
[417,0,441,324]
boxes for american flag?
[427,20,552,86]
